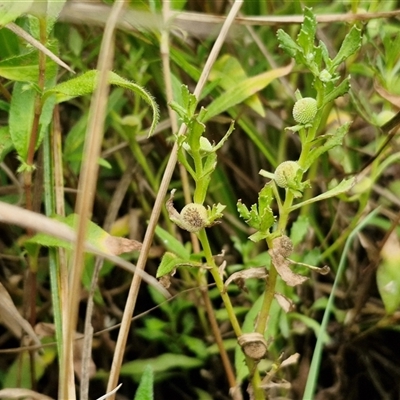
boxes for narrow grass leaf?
[202,63,293,123]
[290,177,355,211]
[120,354,203,381]
[134,365,154,400]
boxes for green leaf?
[0,50,56,82]
[120,353,203,381]
[0,1,33,26]
[134,365,154,400]
[277,29,302,58]
[154,225,190,259]
[297,7,317,57]
[322,76,351,106]
[290,215,310,246]
[0,126,13,162]
[44,70,159,136]
[305,122,351,169]
[9,82,36,161]
[26,214,109,253]
[209,54,265,117]
[156,252,184,278]
[202,63,292,123]
[330,26,362,71]
[290,177,355,211]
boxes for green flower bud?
[180,203,208,232]
[274,161,301,189]
[319,69,332,82]
[292,97,317,125]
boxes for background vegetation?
[0,1,400,399]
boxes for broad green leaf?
[44,70,159,135]
[134,365,154,400]
[9,80,56,163]
[155,225,190,259]
[156,252,200,278]
[0,1,33,26]
[120,353,203,381]
[0,26,19,58]
[330,25,362,71]
[0,50,58,82]
[209,54,265,117]
[0,126,13,162]
[290,177,355,211]
[9,81,35,161]
[202,63,292,123]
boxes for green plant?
[157,7,362,398]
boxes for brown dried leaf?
[0,388,53,400]
[224,267,267,291]
[0,282,41,346]
[274,292,295,312]
[375,81,400,108]
[268,249,308,287]
[104,235,142,255]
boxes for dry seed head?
[274,161,300,189]
[238,333,268,360]
[293,97,317,124]
[180,203,208,232]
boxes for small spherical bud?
[180,203,208,233]
[293,97,317,124]
[274,161,301,189]
[199,137,213,152]
[319,69,332,82]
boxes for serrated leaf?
[0,1,33,26]
[156,252,183,278]
[134,365,154,400]
[297,8,317,56]
[44,70,159,136]
[305,122,351,169]
[277,29,302,58]
[290,177,356,211]
[322,76,351,106]
[202,63,292,123]
[330,25,362,71]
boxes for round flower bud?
[292,97,317,124]
[274,161,300,189]
[180,203,208,233]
